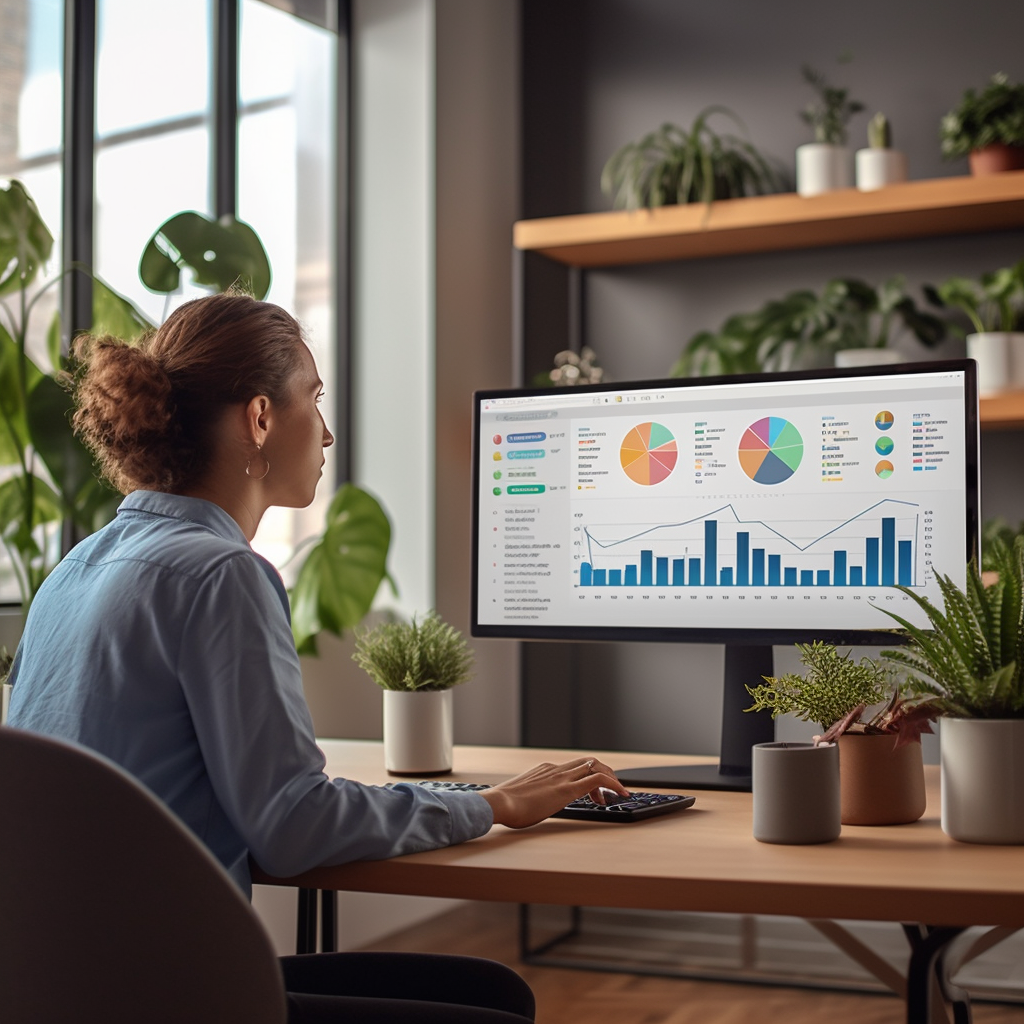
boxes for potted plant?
[940,72,1024,175]
[855,112,908,191]
[796,62,865,196]
[600,106,782,211]
[925,260,1024,394]
[353,611,474,775]
[1,645,12,725]
[880,538,1024,844]
[745,641,939,825]
[671,275,945,377]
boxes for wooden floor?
[365,902,1024,1024]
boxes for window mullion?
[214,0,239,218]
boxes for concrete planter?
[752,741,841,844]
[855,148,908,191]
[796,143,852,196]
[383,689,453,776]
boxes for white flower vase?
[941,718,1024,844]
[796,144,852,197]
[383,689,453,776]
[855,148,908,191]
[966,333,1013,394]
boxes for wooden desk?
[253,742,1024,1024]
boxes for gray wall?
[518,0,1024,757]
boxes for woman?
[7,293,626,1023]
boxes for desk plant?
[600,106,781,210]
[879,538,1024,843]
[353,612,474,775]
[745,641,938,824]
[796,61,865,195]
[855,112,908,191]
[671,275,945,377]
[940,73,1024,175]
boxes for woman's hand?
[479,756,630,829]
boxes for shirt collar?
[117,490,249,546]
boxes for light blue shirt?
[8,490,492,894]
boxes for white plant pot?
[941,718,1024,844]
[834,348,902,368]
[1,681,11,725]
[383,689,453,776]
[855,148,908,191]
[796,143,852,197]
[966,332,1016,394]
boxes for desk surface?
[252,741,1024,929]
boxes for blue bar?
[816,569,830,586]
[656,557,669,586]
[882,517,896,586]
[608,569,622,586]
[580,562,592,586]
[704,520,717,585]
[640,550,653,587]
[800,570,814,586]
[850,566,863,586]
[769,555,782,586]
[752,549,765,586]
[833,550,847,587]
[784,567,797,586]
[624,564,637,586]
[672,558,685,585]
[736,532,750,586]
[866,538,880,586]
[898,540,912,586]
[592,569,606,586]
[720,567,733,586]
[688,558,701,585]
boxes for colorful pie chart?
[620,422,678,486]
[875,436,894,456]
[875,411,894,431]
[876,460,894,479]
[738,416,803,484]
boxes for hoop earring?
[246,444,270,480]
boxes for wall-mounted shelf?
[980,389,1024,430]
[513,172,1024,268]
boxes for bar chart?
[577,500,921,589]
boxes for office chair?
[0,727,288,1024]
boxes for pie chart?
[620,422,678,486]
[738,416,803,484]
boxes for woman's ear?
[244,395,272,447]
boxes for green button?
[506,484,546,495]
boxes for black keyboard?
[391,780,696,822]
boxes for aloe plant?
[880,538,1024,719]
[601,106,782,211]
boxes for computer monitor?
[471,359,979,790]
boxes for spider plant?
[601,106,782,210]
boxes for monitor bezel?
[470,358,980,648]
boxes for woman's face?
[263,344,334,508]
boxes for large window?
[0,0,347,602]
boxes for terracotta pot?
[837,733,926,825]
[969,144,1024,176]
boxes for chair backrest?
[0,727,287,1024]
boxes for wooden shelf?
[513,171,1024,268]
[980,389,1024,429]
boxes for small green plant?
[924,260,1024,336]
[982,517,1024,572]
[744,641,937,744]
[880,538,1024,719]
[799,62,865,146]
[940,73,1024,160]
[352,612,474,692]
[867,112,892,149]
[671,275,945,377]
[601,106,782,211]
[0,645,12,684]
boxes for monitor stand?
[614,644,775,792]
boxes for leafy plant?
[940,73,1024,159]
[0,644,11,684]
[745,641,938,745]
[799,63,865,146]
[601,106,782,211]
[924,260,1024,335]
[880,537,1024,718]
[982,517,1024,572]
[352,611,474,692]
[288,483,396,656]
[671,275,945,377]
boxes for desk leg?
[297,888,319,955]
[519,904,583,962]
[903,925,971,1024]
[295,889,339,954]
[320,889,337,952]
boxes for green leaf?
[289,484,393,655]
[0,321,44,464]
[139,211,272,299]
[91,277,153,342]
[0,179,54,296]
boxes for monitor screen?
[471,360,979,789]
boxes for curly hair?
[72,293,305,495]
